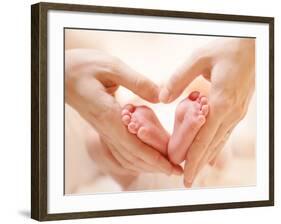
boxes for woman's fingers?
[105,140,162,173]
[186,116,234,181]
[159,53,211,103]
[209,133,231,166]
[113,137,182,175]
[106,61,160,103]
[107,143,143,173]
[122,135,183,175]
[194,130,231,175]
[69,77,119,120]
[87,134,138,176]
[207,121,236,156]
[183,107,221,187]
[102,150,138,176]
[128,142,173,175]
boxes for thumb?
[107,61,160,103]
[159,54,211,103]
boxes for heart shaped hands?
[66,38,255,189]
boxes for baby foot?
[121,104,169,155]
[168,91,209,165]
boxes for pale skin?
[66,38,255,189]
[159,38,255,187]
[121,91,209,165]
[65,49,183,179]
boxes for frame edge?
[31,3,40,221]
[31,2,48,221]
[37,1,274,23]
[268,17,274,205]
[30,2,275,221]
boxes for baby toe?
[197,115,206,124]
[199,96,208,105]
[123,104,135,113]
[128,122,139,134]
[201,105,209,116]
[121,109,130,116]
[122,114,131,125]
[188,91,200,101]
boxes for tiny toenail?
[125,104,135,112]
[121,109,130,116]
[188,91,200,101]
[201,105,209,115]
[200,97,208,105]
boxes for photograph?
[1,0,279,222]
[64,29,256,195]
[31,3,273,220]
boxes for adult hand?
[159,38,255,187]
[65,49,182,176]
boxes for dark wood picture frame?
[31,2,274,221]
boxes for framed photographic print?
[31,2,274,221]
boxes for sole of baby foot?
[121,104,169,155]
[168,91,209,165]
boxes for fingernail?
[184,171,195,187]
[184,179,193,188]
[159,88,171,103]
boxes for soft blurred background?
[64,29,256,195]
